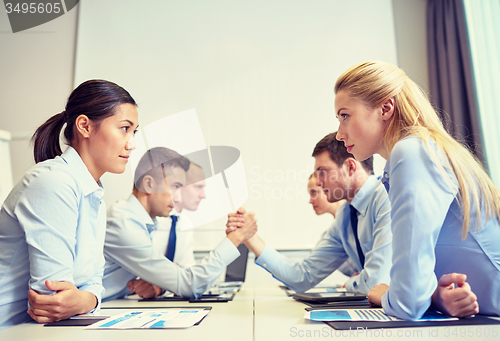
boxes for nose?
[200,189,206,199]
[336,128,346,142]
[173,189,182,204]
[127,134,137,151]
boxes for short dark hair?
[134,147,190,191]
[312,132,373,174]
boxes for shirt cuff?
[344,275,361,293]
[381,289,390,314]
[217,238,241,265]
[254,244,280,271]
[78,285,104,314]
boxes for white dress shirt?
[153,210,196,268]
[102,195,240,301]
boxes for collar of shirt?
[169,209,182,225]
[60,146,104,199]
[350,175,381,218]
[127,194,157,234]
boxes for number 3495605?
[5,3,62,14]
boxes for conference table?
[2,282,499,341]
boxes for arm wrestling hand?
[227,207,257,246]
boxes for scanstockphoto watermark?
[289,326,499,338]
[249,165,314,201]
[289,327,424,338]
[3,0,79,33]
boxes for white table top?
[1,282,499,340]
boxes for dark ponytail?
[32,80,136,163]
[32,112,66,163]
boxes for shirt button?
[361,210,365,215]
[263,263,267,267]
[384,173,389,178]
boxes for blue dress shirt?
[0,147,106,330]
[381,137,500,320]
[255,175,392,294]
[102,195,240,301]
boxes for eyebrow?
[120,119,138,128]
[336,108,347,116]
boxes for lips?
[346,145,354,153]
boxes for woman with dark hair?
[0,80,139,329]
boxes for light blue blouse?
[102,195,240,301]
[381,137,500,320]
[255,175,392,294]
[0,147,106,330]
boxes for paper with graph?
[305,309,457,322]
[86,308,210,329]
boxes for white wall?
[74,0,400,250]
[0,0,430,250]
[0,5,79,184]
[0,130,13,204]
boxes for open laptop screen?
[225,244,249,282]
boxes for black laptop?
[139,244,249,302]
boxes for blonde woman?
[334,61,500,320]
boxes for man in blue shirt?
[102,147,257,300]
[234,132,392,294]
[307,172,358,277]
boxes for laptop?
[224,243,249,283]
[205,244,249,294]
[139,244,249,302]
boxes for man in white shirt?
[152,162,207,268]
[103,147,257,300]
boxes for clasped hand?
[431,273,479,318]
[27,280,97,323]
[367,273,479,318]
[225,207,258,245]
[127,278,163,299]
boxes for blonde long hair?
[334,61,500,239]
